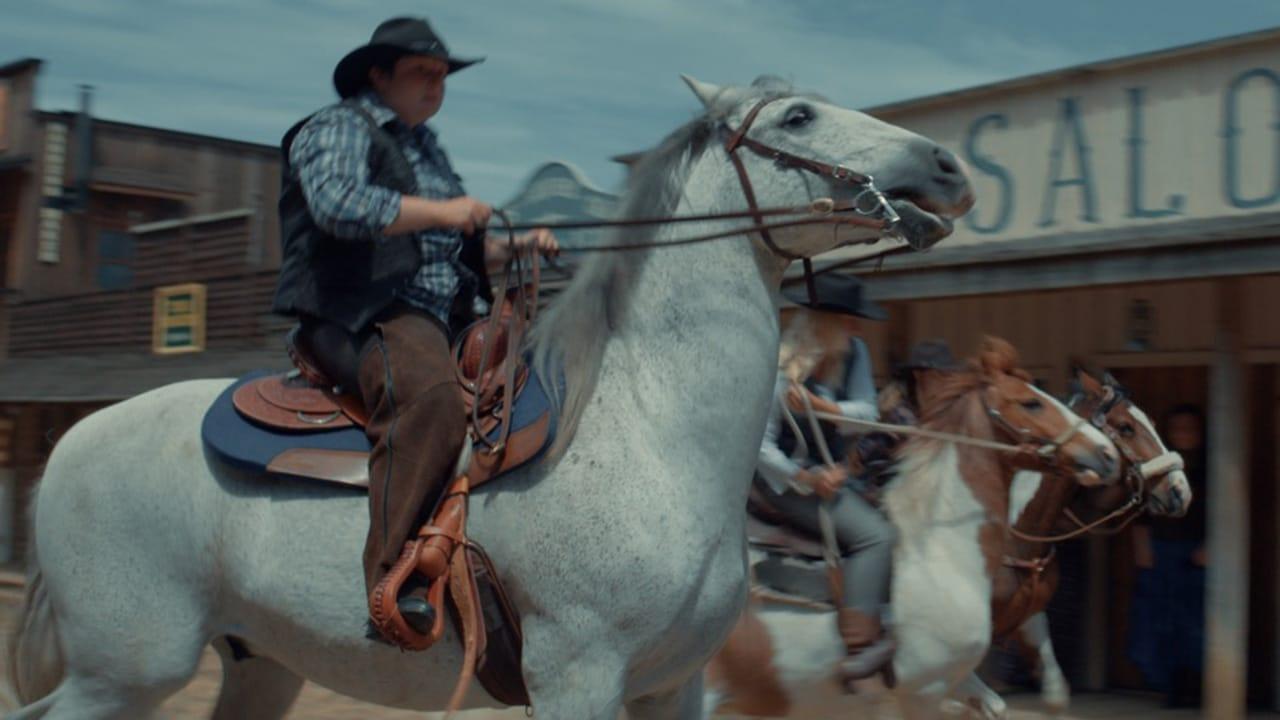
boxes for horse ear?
[1102,370,1120,388]
[977,335,1017,377]
[1068,357,1087,377]
[681,74,723,108]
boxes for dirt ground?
[1,575,1274,719]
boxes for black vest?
[271,100,492,333]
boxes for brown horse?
[708,337,1120,720]
[955,366,1193,718]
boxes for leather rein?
[489,95,915,303]
[1003,386,1185,568]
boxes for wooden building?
[2,23,1278,716]
[0,58,286,566]
[0,61,620,571]
[798,27,1280,717]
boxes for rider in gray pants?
[756,273,896,681]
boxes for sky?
[3,0,1279,204]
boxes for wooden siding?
[8,271,278,357]
[862,275,1280,393]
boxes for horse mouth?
[885,191,956,250]
[1072,465,1107,487]
[1147,489,1190,518]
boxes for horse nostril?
[933,146,962,177]
[1100,448,1118,475]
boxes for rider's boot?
[837,607,896,681]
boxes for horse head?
[972,337,1120,487]
[679,74,974,261]
[1069,365,1192,517]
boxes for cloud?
[3,0,1277,202]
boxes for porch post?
[1204,281,1248,719]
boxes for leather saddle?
[201,276,552,709]
[217,316,545,487]
[746,487,834,607]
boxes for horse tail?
[6,488,65,705]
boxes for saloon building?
[804,26,1280,717]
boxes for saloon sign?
[873,38,1280,249]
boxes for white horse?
[7,75,974,720]
[705,339,1122,720]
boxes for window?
[152,283,206,354]
[97,229,133,290]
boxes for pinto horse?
[706,337,1120,720]
[954,366,1192,719]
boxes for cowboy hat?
[781,274,887,321]
[894,339,961,376]
[333,17,483,99]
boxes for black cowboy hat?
[333,17,484,99]
[781,274,887,321]
[896,339,961,374]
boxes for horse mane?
[528,76,811,459]
[884,338,1018,538]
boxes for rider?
[854,339,962,482]
[755,273,896,680]
[271,16,558,637]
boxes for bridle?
[723,95,902,303]
[1060,386,1184,533]
[723,96,901,266]
[981,388,1090,466]
[489,94,916,304]
[1003,385,1185,550]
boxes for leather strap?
[727,149,802,261]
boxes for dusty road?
[1,576,1271,718]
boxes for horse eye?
[782,105,815,129]
[1020,399,1044,411]
[1119,423,1136,438]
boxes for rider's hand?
[797,465,848,501]
[486,228,561,266]
[785,385,837,415]
[514,228,560,258]
[438,196,493,235]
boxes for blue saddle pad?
[201,367,559,485]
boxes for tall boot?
[837,607,896,681]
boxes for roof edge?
[866,26,1280,116]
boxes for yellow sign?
[152,283,206,354]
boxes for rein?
[491,94,912,306]
[490,197,892,252]
[808,411,1041,455]
[1004,388,1184,549]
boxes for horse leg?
[10,549,209,717]
[1019,612,1069,714]
[7,636,204,720]
[949,672,1007,719]
[895,684,949,720]
[208,637,305,720]
[520,619,627,720]
[625,672,705,720]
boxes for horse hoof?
[1042,676,1070,714]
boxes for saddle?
[204,255,550,710]
[745,487,835,608]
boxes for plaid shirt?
[289,91,480,325]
